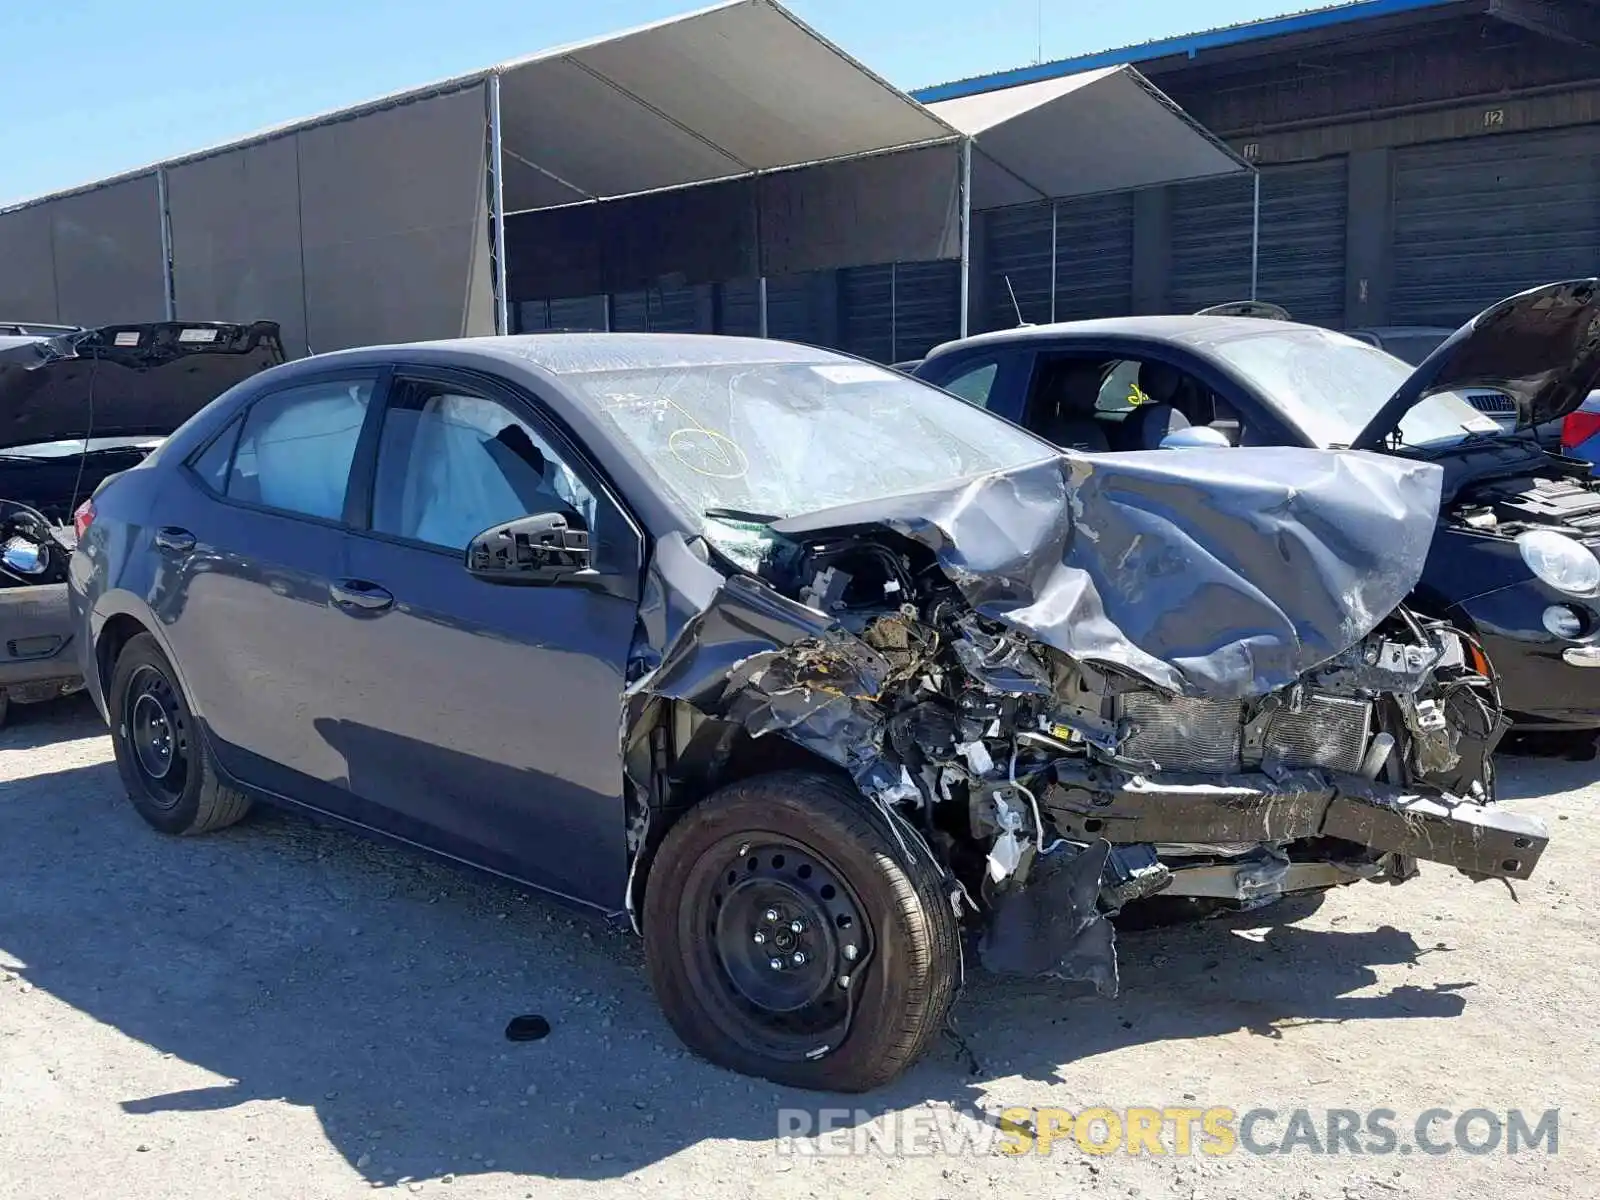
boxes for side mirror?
[465,512,593,586]
[1160,425,1233,450]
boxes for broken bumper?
[979,764,1548,997]
[1041,762,1548,881]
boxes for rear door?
[325,366,644,909]
[159,368,387,807]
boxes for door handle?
[330,579,394,614]
[154,527,196,554]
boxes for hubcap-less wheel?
[123,665,190,809]
[697,839,870,1059]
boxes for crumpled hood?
[770,445,1444,699]
[0,321,285,450]
[1353,278,1600,448]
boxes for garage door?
[1167,174,1256,313]
[1392,125,1600,326]
[611,284,712,332]
[1255,158,1347,326]
[981,193,1134,331]
[839,260,961,363]
[513,295,608,332]
[1167,160,1348,322]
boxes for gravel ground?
[1,695,1596,1200]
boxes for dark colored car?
[71,333,1541,1092]
[915,280,1600,743]
[0,321,285,724]
[1344,325,1455,365]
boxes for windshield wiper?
[703,506,783,525]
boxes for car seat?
[1127,361,1200,449]
[1123,402,1192,449]
[1035,360,1111,453]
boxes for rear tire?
[643,769,959,1092]
[108,632,251,836]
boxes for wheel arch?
[96,611,153,700]
[628,723,863,923]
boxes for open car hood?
[0,321,285,450]
[1351,279,1600,450]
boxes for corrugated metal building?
[917,0,1600,335]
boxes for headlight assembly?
[1517,529,1600,597]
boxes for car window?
[370,379,599,552]
[939,360,999,408]
[1096,361,1144,413]
[1205,327,1495,448]
[570,359,1052,524]
[188,415,243,492]
[226,378,375,520]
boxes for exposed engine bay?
[0,498,78,588]
[1,441,157,588]
[623,446,1548,998]
[1449,456,1600,539]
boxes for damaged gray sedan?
[71,334,1544,1093]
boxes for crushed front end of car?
[623,444,1542,996]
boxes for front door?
[324,368,643,911]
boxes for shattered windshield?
[568,358,1055,522]
[1202,325,1500,449]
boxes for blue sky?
[1,0,1299,203]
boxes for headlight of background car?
[1517,529,1600,597]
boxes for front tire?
[108,632,251,836]
[643,770,959,1092]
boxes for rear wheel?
[643,770,959,1092]
[108,632,251,835]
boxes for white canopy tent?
[928,64,1259,323]
[0,2,1256,348]
[487,0,964,335]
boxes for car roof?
[925,314,1317,359]
[300,332,864,377]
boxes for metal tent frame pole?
[890,262,898,362]
[488,73,511,336]
[758,277,769,338]
[156,166,176,321]
[958,137,973,338]
[1049,200,1058,324]
[1250,169,1261,302]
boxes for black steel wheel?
[108,632,252,836]
[123,664,191,808]
[644,769,959,1092]
[696,837,868,1058]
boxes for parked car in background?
[914,280,1600,750]
[1559,390,1600,475]
[1345,325,1454,364]
[72,332,1539,1092]
[0,320,284,724]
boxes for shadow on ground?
[0,700,1484,1186]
